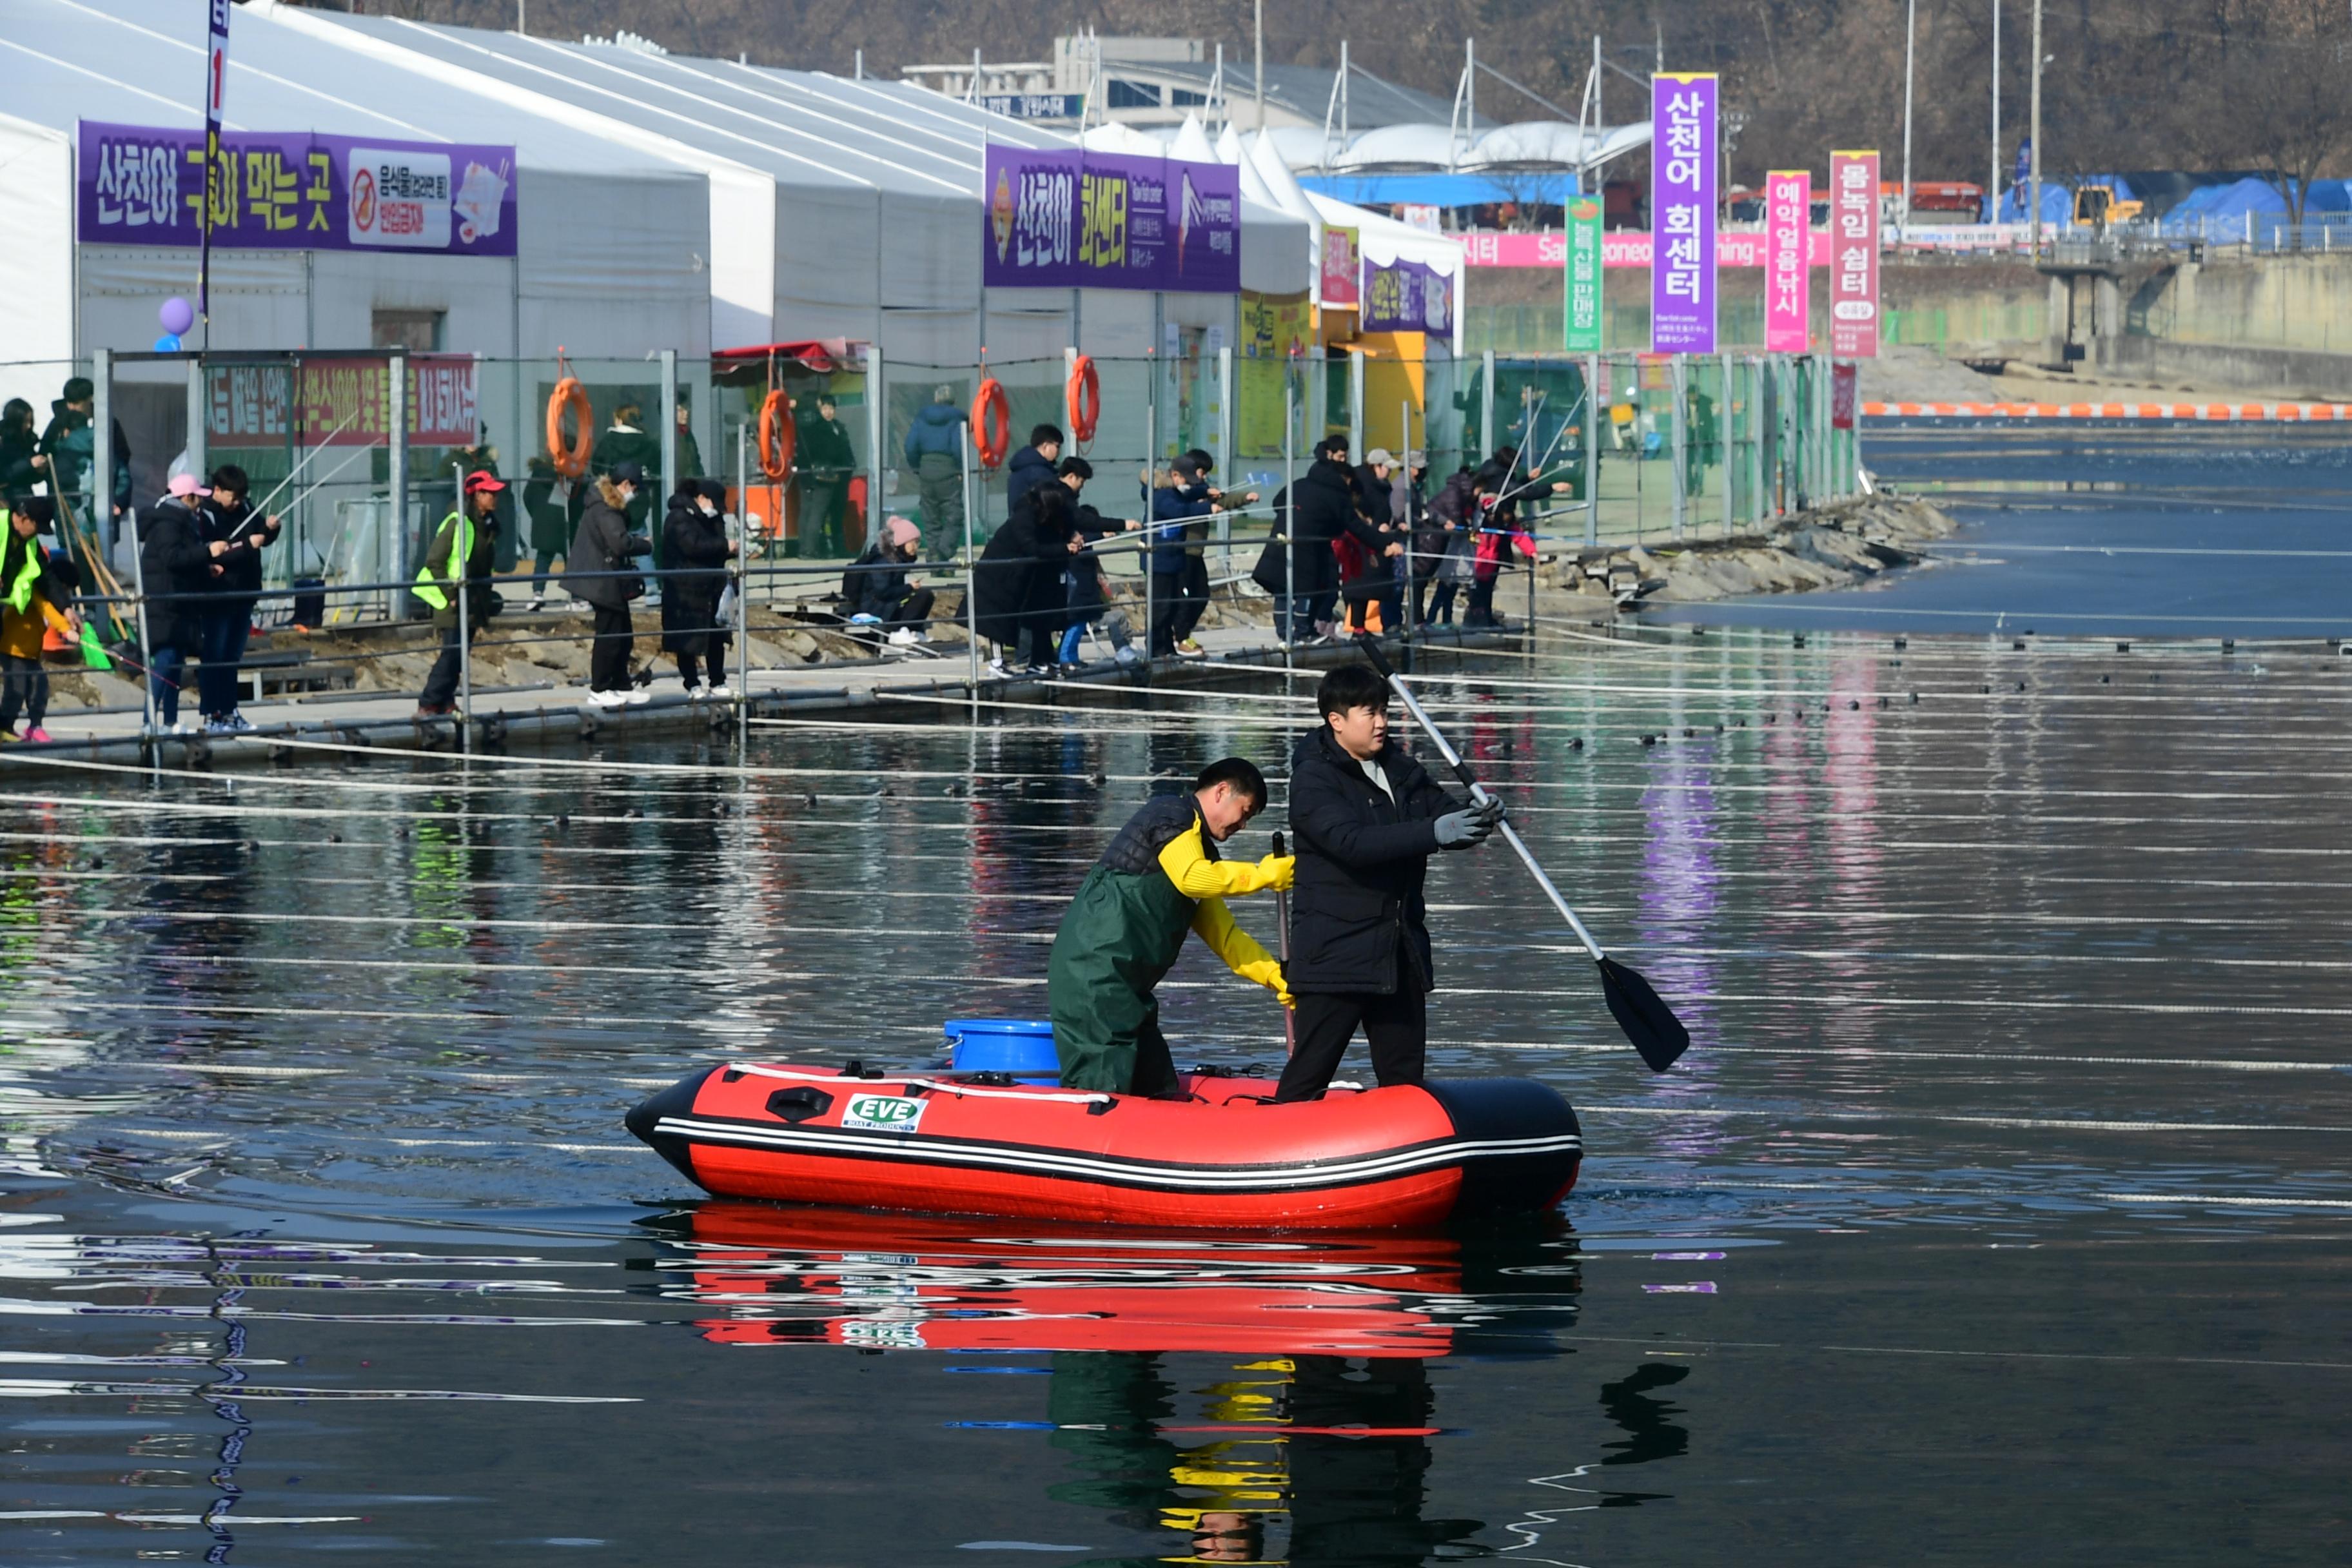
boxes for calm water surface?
[6,433,2351,1564]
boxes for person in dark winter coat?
[795,394,856,557]
[1057,458,1143,665]
[1275,440,1382,643]
[413,471,504,718]
[672,398,705,480]
[522,455,572,607]
[904,387,969,564]
[841,515,935,641]
[1146,453,1216,658]
[1003,424,1063,525]
[1273,663,1503,1102]
[39,378,132,526]
[565,462,652,707]
[1,400,43,510]
[137,474,226,734]
[585,405,661,536]
[1340,449,1406,634]
[1418,467,1485,628]
[972,474,1080,670]
[192,464,282,734]
[660,478,739,696]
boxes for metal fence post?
[1282,379,1295,672]
[456,526,472,752]
[186,357,207,495]
[1720,349,1735,537]
[1143,397,1157,666]
[961,420,979,716]
[1348,348,1366,462]
[735,419,750,752]
[658,349,678,586]
[388,348,411,619]
[1480,349,1496,458]
[1584,351,1600,547]
[1670,353,1688,540]
[92,349,114,562]
[866,343,886,548]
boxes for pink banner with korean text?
[1830,150,1881,358]
[1765,172,1811,353]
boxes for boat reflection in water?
[660,1204,1597,1565]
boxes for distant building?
[900,33,1467,135]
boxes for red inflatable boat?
[626,1062,1582,1231]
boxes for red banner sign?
[1829,151,1881,358]
[206,356,480,448]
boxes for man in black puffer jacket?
[1278,438,1378,644]
[1273,663,1503,1102]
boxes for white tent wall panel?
[512,168,712,359]
[79,249,308,363]
[878,191,977,314]
[0,114,75,418]
[303,253,514,355]
[983,289,1076,364]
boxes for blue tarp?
[1997,183,2075,224]
[2164,177,2289,233]
[1298,172,1573,208]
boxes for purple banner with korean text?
[1648,74,1718,353]
[77,121,518,257]
[1360,257,1455,335]
[984,144,1240,293]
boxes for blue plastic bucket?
[944,1017,1060,1084]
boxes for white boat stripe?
[652,1117,1581,1191]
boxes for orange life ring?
[972,377,1012,470]
[758,389,796,482]
[547,377,593,479]
[1065,355,1101,445]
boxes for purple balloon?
[159,297,195,335]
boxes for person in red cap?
[413,470,504,719]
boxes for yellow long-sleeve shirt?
[1155,821,1294,1005]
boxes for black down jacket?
[1284,724,1469,995]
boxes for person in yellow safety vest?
[413,470,505,720]
[1,499,81,743]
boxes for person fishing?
[1274,663,1503,1102]
[411,470,505,720]
[1048,758,1294,1095]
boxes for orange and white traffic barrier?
[1865,400,2352,421]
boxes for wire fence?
[1,343,1864,742]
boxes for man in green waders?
[1049,758,1295,1095]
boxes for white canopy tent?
[0,0,712,416]
[281,12,1311,369]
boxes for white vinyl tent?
[0,0,712,418]
[277,11,1315,369]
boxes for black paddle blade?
[1598,956,1690,1072]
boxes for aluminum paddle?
[1355,635,1691,1072]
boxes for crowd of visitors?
[0,363,1563,742]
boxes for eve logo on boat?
[841,1093,927,1134]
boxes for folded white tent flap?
[1080,122,1171,156]
[1168,113,1219,164]
[1215,122,1246,166]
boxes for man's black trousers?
[1273,988,1427,1102]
